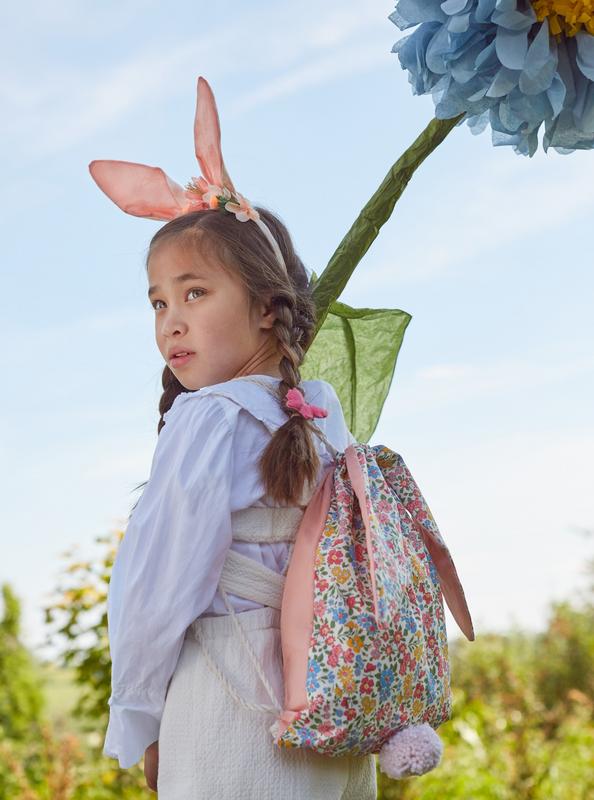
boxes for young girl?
[100,199,379,795]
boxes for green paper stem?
[309,113,465,337]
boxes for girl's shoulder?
[162,375,344,434]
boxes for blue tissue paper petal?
[389,0,594,155]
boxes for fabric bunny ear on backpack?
[388,452,475,642]
[88,75,235,222]
[408,514,475,642]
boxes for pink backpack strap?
[279,463,335,716]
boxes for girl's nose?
[162,310,188,337]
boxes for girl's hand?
[144,740,159,792]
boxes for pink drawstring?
[285,387,328,420]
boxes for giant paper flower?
[389,0,594,156]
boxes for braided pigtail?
[258,294,321,506]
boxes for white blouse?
[103,374,355,768]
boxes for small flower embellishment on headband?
[185,180,260,223]
[224,192,260,223]
[285,387,329,420]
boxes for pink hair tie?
[285,387,328,420]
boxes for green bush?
[0,584,45,741]
[0,536,150,798]
[2,532,593,798]
[377,556,594,799]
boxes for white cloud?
[401,353,594,412]
[228,42,388,117]
[3,0,162,34]
[2,0,396,159]
[3,35,229,157]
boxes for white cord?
[194,588,282,716]
[191,376,340,715]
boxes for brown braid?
[258,295,321,505]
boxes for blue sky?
[2,0,593,659]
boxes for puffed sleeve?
[102,393,235,769]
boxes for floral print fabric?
[276,444,452,756]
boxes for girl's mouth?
[170,352,195,367]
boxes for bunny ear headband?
[88,76,287,275]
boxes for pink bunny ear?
[88,159,201,221]
[194,76,236,193]
[411,517,475,642]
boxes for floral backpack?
[268,439,475,780]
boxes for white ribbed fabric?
[229,506,306,541]
[156,607,377,799]
[197,506,300,716]
[157,486,378,798]
[218,549,286,610]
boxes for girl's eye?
[152,288,205,310]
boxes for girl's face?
[147,237,279,390]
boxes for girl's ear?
[257,293,277,330]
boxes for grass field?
[34,661,93,741]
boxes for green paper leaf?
[301,300,411,443]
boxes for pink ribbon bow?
[285,387,328,420]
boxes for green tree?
[0,583,45,740]
[0,584,90,799]
[8,523,591,798]
[41,530,149,796]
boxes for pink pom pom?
[378,723,443,779]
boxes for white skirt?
[157,605,378,799]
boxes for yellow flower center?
[531,1,594,36]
